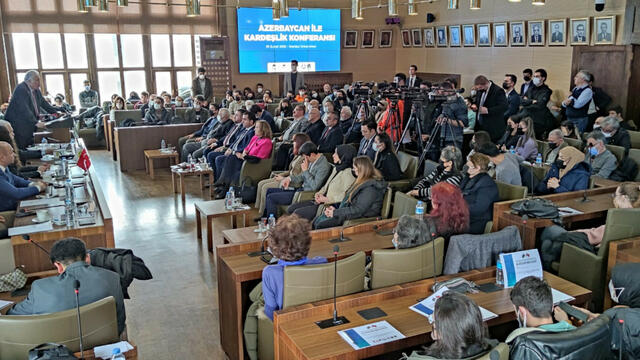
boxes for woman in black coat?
[459,153,499,234]
[372,132,405,181]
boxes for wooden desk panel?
[275,270,591,360]
[216,219,397,360]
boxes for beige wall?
[395,0,627,102]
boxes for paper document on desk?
[410,286,497,322]
[338,320,405,350]
[500,249,543,288]
[8,221,53,236]
[93,341,134,359]
[20,198,64,208]
[558,207,583,216]
[551,288,575,304]
[0,300,14,310]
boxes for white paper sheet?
[338,320,405,350]
[0,300,14,310]
[93,341,134,359]
[20,198,64,208]
[8,221,53,236]
[551,288,575,305]
[558,207,584,216]
[409,286,498,323]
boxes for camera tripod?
[346,97,371,136]
[417,114,460,168]
[395,101,424,154]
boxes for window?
[123,70,146,98]
[70,73,89,106]
[120,34,144,68]
[150,34,171,67]
[97,71,122,102]
[44,74,65,99]
[64,34,88,69]
[176,71,193,95]
[12,33,38,69]
[94,34,119,68]
[155,71,171,94]
[17,72,26,84]
[172,35,192,67]
[39,33,64,69]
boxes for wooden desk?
[605,236,640,308]
[275,269,591,360]
[195,200,253,252]
[216,219,398,360]
[222,226,265,244]
[493,187,617,249]
[75,345,138,360]
[171,165,214,204]
[11,141,114,275]
[144,149,179,179]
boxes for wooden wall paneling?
[628,46,640,125]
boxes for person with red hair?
[427,182,470,239]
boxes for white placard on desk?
[8,221,53,236]
[93,341,134,359]
[500,249,543,288]
[338,320,405,350]
[20,198,64,208]
[409,285,498,323]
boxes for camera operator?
[425,82,468,151]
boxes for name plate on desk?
[338,320,405,350]
[500,249,543,288]
[9,221,53,236]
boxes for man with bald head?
[0,141,46,211]
[5,70,64,149]
[304,107,326,145]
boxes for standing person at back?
[520,68,555,139]
[562,70,593,134]
[283,60,305,97]
[191,67,213,106]
[473,75,508,142]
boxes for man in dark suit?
[0,141,46,211]
[358,120,378,160]
[211,110,255,180]
[8,237,126,335]
[317,111,344,153]
[191,67,213,106]
[5,70,63,149]
[250,104,276,133]
[521,68,556,139]
[407,65,422,88]
[530,25,542,43]
[304,108,326,145]
[520,68,533,97]
[474,75,508,142]
[503,74,521,121]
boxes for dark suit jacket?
[317,126,344,153]
[530,34,542,43]
[358,136,376,160]
[305,120,326,145]
[522,84,555,138]
[407,76,422,88]
[191,77,213,104]
[5,82,61,149]
[551,32,563,42]
[476,82,508,142]
[230,127,255,153]
[520,82,531,97]
[504,89,521,121]
[0,167,39,211]
[260,110,277,133]
[459,173,499,234]
[210,119,235,142]
[374,151,405,181]
[8,261,126,334]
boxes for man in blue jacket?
[0,141,46,211]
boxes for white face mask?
[470,89,477,96]
[116,103,123,109]
[154,103,162,110]
[198,74,205,80]
[194,104,200,110]
[176,101,183,107]
[593,124,601,129]
[515,307,527,328]
[84,86,91,91]
[372,143,379,152]
[602,131,613,138]
[609,279,624,303]
[532,77,542,86]
[257,87,263,93]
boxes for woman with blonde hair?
[313,156,387,229]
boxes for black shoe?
[214,191,226,200]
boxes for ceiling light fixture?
[272,0,281,20]
[470,0,481,9]
[186,0,200,16]
[280,0,289,17]
[408,0,418,15]
[532,0,545,4]
[388,0,398,15]
[352,0,363,20]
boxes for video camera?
[426,83,464,103]
[350,81,375,97]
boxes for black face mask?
[351,169,357,178]
[502,82,510,90]
[469,141,476,149]
[523,75,532,82]
[554,159,567,169]
[436,163,445,172]
[548,142,558,150]
[516,128,525,135]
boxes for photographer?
[425,82,468,151]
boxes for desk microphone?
[22,235,50,256]
[329,223,359,243]
[247,235,269,257]
[74,280,85,360]
[315,245,350,329]
[578,145,595,203]
[431,232,440,290]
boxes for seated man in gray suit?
[8,237,126,335]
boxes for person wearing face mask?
[498,114,523,151]
[174,95,184,108]
[111,96,126,112]
[520,68,533,96]
[477,142,523,186]
[143,96,172,125]
[255,83,264,95]
[287,144,356,221]
[408,146,463,201]
[321,101,334,125]
[503,74,520,121]
[535,146,590,195]
[584,131,617,179]
[562,70,594,134]
[191,67,213,106]
[228,91,244,115]
[283,59,305,97]
[333,90,350,111]
[555,262,640,359]
[540,183,640,271]
[182,95,209,124]
[520,68,556,139]
[372,132,404,181]
[459,153,499,234]
[319,83,332,101]
[79,79,99,110]
[404,291,499,360]
[599,116,631,157]
[544,129,567,165]
[506,277,576,349]
[514,116,538,162]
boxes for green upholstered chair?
[558,208,640,311]
[237,140,276,188]
[495,181,528,201]
[628,149,640,181]
[536,140,550,161]
[0,297,119,359]
[628,130,640,149]
[391,191,419,219]
[563,137,583,150]
[606,144,625,163]
[423,159,439,178]
[370,237,444,289]
[387,152,419,192]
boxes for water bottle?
[509,145,515,155]
[415,201,425,219]
[535,153,543,167]
[41,137,48,156]
[268,214,276,230]
[225,191,232,210]
[61,158,68,178]
[280,111,284,118]
[65,199,74,227]
[187,154,193,169]
[496,258,504,287]
[70,138,76,154]
[161,138,166,150]
[229,187,235,206]
[110,348,126,360]
[65,179,74,203]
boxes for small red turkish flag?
[77,148,91,171]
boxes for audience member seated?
[520,68,555,139]
[275,98,293,118]
[585,131,617,179]
[263,142,331,218]
[607,104,637,131]
[599,116,631,156]
[515,116,538,162]
[250,104,276,133]
[540,183,639,269]
[0,126,47,179]
[316,110,344,154]
[356,120,377,160]
[459,153,499,234]
[467,130,492,160]
[255,133,310,216]
[8,237,126,335]
[134,91,149,110]
[262,91,274,104]
[545,129,567,164]
[221,90,233,109]
[139,93,154,116]
[498,114,523,151]
[477,142,523,186]
[343,106,365,144]
[79,79,99,109]
[214,120,273,193]
[180,107,227,162]
[162,94,175,111]
[273,105,310,170]
[554,263,640,359]
[426,182,470,240]
[403,291,499,359]
[392,215,432,249]
[112,96,125,111]
[183,95,209,124]
[287,144,356,221]
[561,120,580,140]
[0,120,44,164]
[262,215,327,320]
[535,146,590,195]
[294,87,307,103]
[209,110,255,182]
[143,96,172,125]
[228,92,244,115]
[305,108,325,144]
[321,101,335,125]
[333,90,350,110]
[506,277,576,348]
[127,91,140,104]
[313,156,386,229]
[408,146,462,201]
[174,95,184,108]
[0,141,46,211]
[373,132,404,181]
[53,93,72,113]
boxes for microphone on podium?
[315,245,350,329]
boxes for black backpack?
[510,198,559,220]
[609,157,639,182]
[28,343,77,359]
